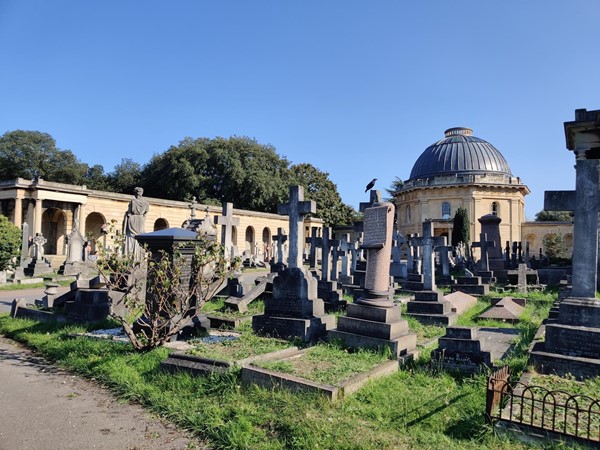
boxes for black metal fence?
[486,366,600,444]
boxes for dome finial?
[444,127,473,137]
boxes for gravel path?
[0,336,207,450]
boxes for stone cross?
[516,263,528,294]
[316,227,339,282]
[215,202,240,259]
[272,228,288,265]
[188,196,199,219]
[471,232,495,272]
[411,222,445,291]
[359,190,382,213]
[32,233,46,259]
[339,233,351,277]
[305,227,319,270]
[435,238,453,277]
[330,239,342,281]
[277,186,316,269]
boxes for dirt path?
[0,336,208,450]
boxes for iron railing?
[486,366,600,444]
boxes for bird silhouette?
[365,178,377,192]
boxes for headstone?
[435,238,456,286]
[530,108,600,379]
[478,297,526,323]
[61,221,91,276]
[271,227,288,273]
[409,222,445,292]
[471,232,496,283]
[23,233,53,277]
[315,227,344,311]
[215,202,240,260]
[13,222,31,279]
[305,227,319,270]
[329,201,417,359]
[390,230,407,279]
[252,186,335,342]
[444,291,477,315]
[478,214,506,281]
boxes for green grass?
[256,341,390,385]
[200,297,265,318]
[0,279,73,290]
[0,287,584,449]
[187,322,291,361]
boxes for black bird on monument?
[365,178,377,192]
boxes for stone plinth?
[451,276,489,296]
[405,290,458,326]
[329,303,416,358]
[252,267,335,342]
[402,273,424,291]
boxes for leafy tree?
[290,163,359,226]
[384,176,404,202]
[535,210,572,222]
[543,232,568,261]
[141,136,293,212]
[83,164,111,191]
[0,215,21,270]
[451,207,470,247]
[0,130,88,184]
[106,158,143,194]
[95,221,238,351]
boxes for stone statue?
[123,187,149,261]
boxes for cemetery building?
[0,177,323,269]
[394,127,573,256]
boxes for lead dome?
[409,127,512,180]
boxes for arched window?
[406,205,411,224]
[441,202,451,219]
[491,202,499,216]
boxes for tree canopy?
[0,130,88,184]
[384,176,404,201]
[0,215,21,270]
[290,163,359,226]
[451,207,470,247]
[534,210,572,222]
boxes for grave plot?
[242,342,397,401]
[160,322,297,376]
[200,296,265,329]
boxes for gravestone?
[478,297,526,323]
[506,263,544,293]
[435,238,455,286]
[305,227,320,271]
[329,201,416,359]
[431,326,520,374]
[270,227,288,273]
[531,108,600,379]
[390,230,407,279]
[13,222,31,279]
[472,232,496,283]
[443,291,477,315]
[135,228,212,339]
[478,214,507,281]
[253,186,335,342]
[405,222,458,326]
[215,202,240,261]
[24,233,52,277]
[315,227,344,311]
[61,221,91,276]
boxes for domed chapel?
[393,127,530,248]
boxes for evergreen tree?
[451,207,470,247]
[0,215,21,270]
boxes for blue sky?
[1,1,599,219]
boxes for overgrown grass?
[187,322,291,361]
[200,296,265,318]
[0,279,73,290]
[256,341,390,385]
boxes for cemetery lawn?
[254,342,390,385]
[200,297,265,318]
[187,322,291,361]
[0,289,562,450]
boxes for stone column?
[13,195,22,228]
[357,201,395,308]
[33,199,43,235]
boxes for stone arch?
[564,233,573,252]
[262,227,272,261]
[245,226,255,254]
[85,212,107,253]
[41,207,67,255]
[154,218,169,231]
[525,234,537,253]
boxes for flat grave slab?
[478,297,526,323]
[242,346,398,401]
[444,291,477,315]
